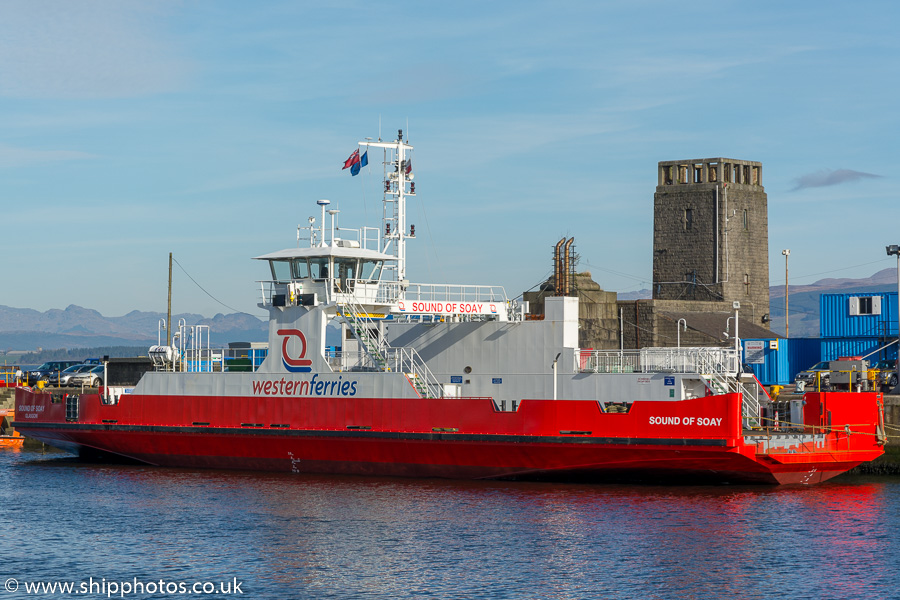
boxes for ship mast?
[359,129,414,283]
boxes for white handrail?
[580,347,740,375]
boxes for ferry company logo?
[278,328,312,373]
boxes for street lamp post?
[782,249,790,338]
[887,245,900,389]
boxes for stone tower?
[652,158,770,328]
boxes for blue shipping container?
[819,292,897,338]
[820,337,897,362]
[742,337,820,385]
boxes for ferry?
[14,132,885,484]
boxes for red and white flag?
[342,149,360,170]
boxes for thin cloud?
[0,144,94,168]
[0,2,188,99]
[791,169,881,191]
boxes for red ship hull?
[14,387,884,485]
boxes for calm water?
[2,447,898,600]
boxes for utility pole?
[782,249,790,338]
[167,252,173,347]
[887,245,900,389]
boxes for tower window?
[684,208,693,231]
[743,209,749,230]
[744,273,750,295]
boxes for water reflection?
[4,449,899,599]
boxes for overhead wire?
[769,257,893,286]
[172,257,262,317]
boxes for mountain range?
[1,268,896,351]
[0,305,267,352]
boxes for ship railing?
[169,322,216,373]
[579,346,762,424]
[377,282,508,305]
[297,224,382,253]
[737,376,765,428]
[389,347,442,399]
[579,350,642,373]
[338,293,390,371]
[258,280,326,306]
[326,351,380,372]
[579,347,740,375]
[152,345,268,373]
[180,347,221,372]
[257,279,390,307]
[257,279,509,310]
[326,348,441,398]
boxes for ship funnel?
[554,238,565,296]
[564,237,575,295]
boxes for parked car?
[26,361,83,386]
[68,365,105,388]
[46,364,96,387]
[794,361,831,388]
[870,359,898,388]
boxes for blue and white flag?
[351,150,368,176]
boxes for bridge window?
[269,260,292,282]
[291,259,310,279]
[335,258,358,291]
[309,258,330,280]
[359,260,383,282]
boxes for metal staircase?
[338,294,442,399]
[696,348,762,427]
[338,294,389,372]
[395,347,441,399]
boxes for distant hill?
[0,304,267,352]
[1,268,895,351]
[768,268,897,337]
[618,289,652,301]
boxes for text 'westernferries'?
[251,375,358,397]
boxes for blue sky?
[2,1,898,321]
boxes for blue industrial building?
[818,291,898,363]
[741,291,898,386]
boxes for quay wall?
[850,393,900,475]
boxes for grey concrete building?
[616,299,776,350]
[652,158,771,328]
[524,157,776,352]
